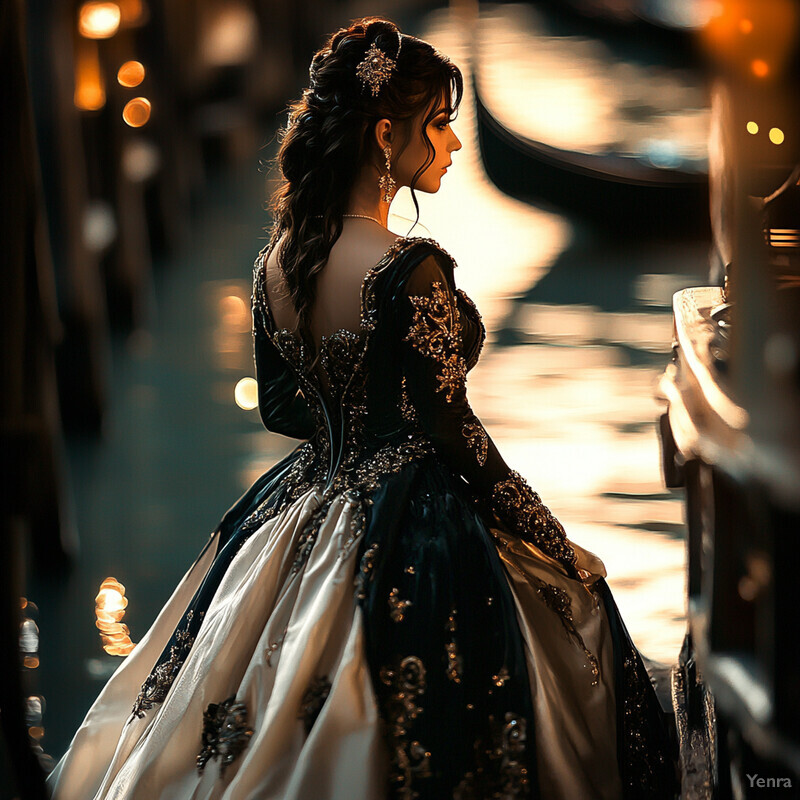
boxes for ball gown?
[48,237,675,799]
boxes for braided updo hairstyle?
[268,17,463,333]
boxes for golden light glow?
[234,377,259,410]
[95,577,136,656]
[117,60,145,88]
[702,1,797,78]
[221,294,249,330]
[117,0,145,25]
[74,40,105,111]
[28,727,45,740]
[746,120,759,134]
[23,656,40,669]
[769,127,785,144]
[78,2,121,39]
[122,97,151,127]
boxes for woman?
[49,17,675,800]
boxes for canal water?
[31,4,709,764]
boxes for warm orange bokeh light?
[117,60,145,88]
[78,2,121,39]
[117,0,145,25]
[746,120,759,134]
[122,97,151,127]
[74,40,105,111]
[23,656,40,669]
[702,0,797,78]
[95,577,136,656]
[220,294,250,330]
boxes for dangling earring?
[379,145,396,204]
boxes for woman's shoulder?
[364,236,459,325]
[375,236,458,291]
[386,235,457,267]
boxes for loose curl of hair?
[268,17,463,335]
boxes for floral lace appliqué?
[389,587,413,622]
[379,656,431,798]
[461,419,488,466]
[132,611,197,717]
[404,281,467,403]
[491,470,577,568]
[196,696,253,776]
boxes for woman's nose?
[450,131,462,152]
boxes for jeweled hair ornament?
[356,33,402,97]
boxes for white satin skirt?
[48,485,622,800]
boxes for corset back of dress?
[252,238,486,491]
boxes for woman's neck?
[346,164,393,226]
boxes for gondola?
[473,73,709,237]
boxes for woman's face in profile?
[393,97,462,194]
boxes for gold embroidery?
[436,353,467,400]
[461,420,488,466]
[197,696,253,775]
[356,438,431,485]
[496,541,599,685]
[132,610,197,717]
[355,543,380,601]
[491,470,577,567]
[404,281,467,402]
[399,376,418,424]
[388,587,412,622]
[492,666,510,687]
[445,609,462,683]
[379,656,431,797]
[453,712,530,799]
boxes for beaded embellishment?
[196,697,253,776]
[462,419,488,466]
[356,40,400,97]
[404,281,467,403]
[491,470,577,568]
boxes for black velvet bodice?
[251,237,498,496]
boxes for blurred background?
[2,0,798,797]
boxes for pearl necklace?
[343,213,385,227]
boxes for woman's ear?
[373,118,393,151]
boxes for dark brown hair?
[268,17,463,334]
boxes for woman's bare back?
[265,220,399,345]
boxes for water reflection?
[473,4,708,170]
[393,9,704,662]
[207,280,252,371]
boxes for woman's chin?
[415,177,444,194]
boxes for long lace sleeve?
[251,253,315,440]
[253,326,315,439]
[398,252,576,569]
